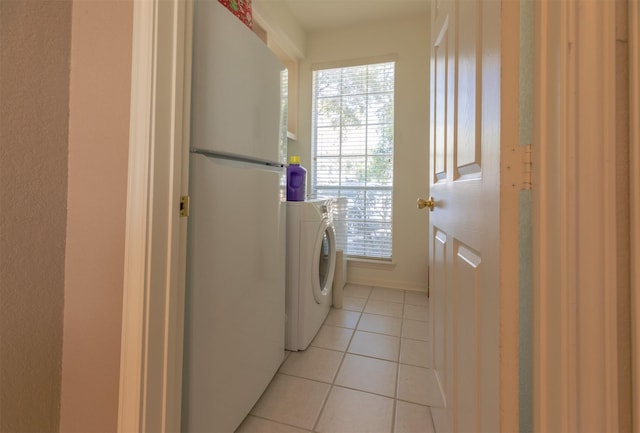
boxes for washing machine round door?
[312,219,337,304]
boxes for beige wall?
[0,1,132,432]
[292,16,431,291]
[0,1,72,431]
[59,1,132,432]
[253,0,307,59]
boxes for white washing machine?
[285,199,337,351]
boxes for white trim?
[630,0,640,428]
[499,1,521,431]
[118,0,190,431]
[310,54,398,72]
[118,0,155,429]
[533,1,571,426]
[534,0,622,430]
[344,275,426,293]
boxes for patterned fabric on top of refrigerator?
[218,0,252,29]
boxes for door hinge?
[180,195,190,217]
[522,144,532,190]
[505,144,533,191]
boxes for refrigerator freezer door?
[191,0,284,162]
[182,153,285,432]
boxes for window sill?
[346,256,396,269]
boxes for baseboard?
[345,277,427,293]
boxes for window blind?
[280,68,289,164]
[311,61,395,260]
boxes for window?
[311,61,395,260]
[280,68,289,164]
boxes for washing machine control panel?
[320,199,335,219]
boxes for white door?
[426,0,520,431]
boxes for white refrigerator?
[182,2,286,432]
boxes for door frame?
[630,0,639,427]
[116,0,639,430]
[533,0,632,430]
[117,0,191,431]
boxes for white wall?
[252,0,306,59]
[292,15,431,291]
[0,1,132,431]
[59,1,133,431]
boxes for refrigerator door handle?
[191,148,284,168]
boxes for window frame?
[310,58,397,260]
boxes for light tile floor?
[235,285,441,433]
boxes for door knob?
[417,197,435,212]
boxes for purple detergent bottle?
[286,156,307,201]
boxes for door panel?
[453,242,481,433]
[431,228,447,394]
[433,20,449,182]
[428,0,503,430]
[456,0,480,176]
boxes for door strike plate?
[180,195,190,217]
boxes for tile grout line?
[250,286,432,433]
[245,413,320,432]
[242,287,434,433]
[310,285,371,433]
[391,290,407,433]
